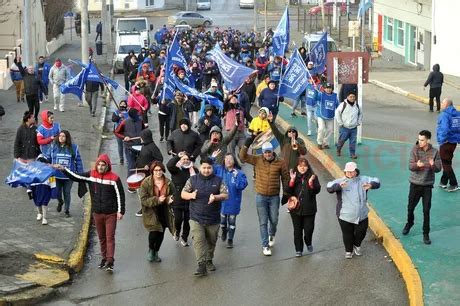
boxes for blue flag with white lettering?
[310,32,328,75]
[5,160,55,188]
[173,76,223,109]
[279,49,309,100]
[208,45,256,91]
[59,64,90,100]
[272,7,290,57]
[70,59,119,89]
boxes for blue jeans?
[221,214,237,240]
[292,95,306,113]
[56,178,73,213]
[255,193,280,247]
[124,146,137,178]
[337,126,358,155]
[116,137,124,162]
[306,105,317,132]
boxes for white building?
[85,0,167,11]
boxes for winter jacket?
[239,146,289,196]
[266,61,284,82]
[241,81,257,104]
[168,99,189,131]
[136,129,163,169]
[408,143,442,186]
[138,176,175,233]
[14,123,41,160]
[10,63,23,81]
[35,62,51,85]
[197,111,222,142]
[37,110,61,157]
[424,64,444,89]
[437,105,460,144]
[259,87,283,115]
[114,115,144,148]
[167,124,203,160]
[166,156,197,209]
[47,143,84,179]
[269,122,307,170]
[48,65,69,86]
[316,92,339,120]
[327,175,380,224]
[248,116,270,135]
[285,171,321,216]
[111,109,129,131]
[256,81,268,97]
[255,56,269,75]
[213,166,248,215]
[16,60,43,95]
[200,125,237,164]
[128,91,149,114]
[85,80,104,93]
[223,105,245,132]
[63,154,125,215]
[335,100,362,129]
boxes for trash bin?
[96,41,103,55]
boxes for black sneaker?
[290,113,297,118]
[206,260,216,271]
[57,200,63,212]
[423,234,431,245]
[160,137,164,142]
[402,223,412,235]
[65,211,71,218]
[120,159,124,165]
[221,228,227,242]
[227,239,233,249]
[98,259,106,269]
[106,262,114,272]
[194,262,207,276]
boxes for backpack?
[340,101,360,117]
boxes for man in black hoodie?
[167,118,203,161]
[14,57,44,122]
[424,64,444,112]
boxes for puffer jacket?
[138,176,175,233]
[239,146,289,196]
[437,105,460,144]
[269,122,307,170]
[327,174,380,224]
[424,64,444,89]
[14,123,41,160]
[408,143,442,186]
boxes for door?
[408,25,416,64]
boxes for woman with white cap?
[326,162,380,259]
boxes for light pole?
[264,0,267,34]
[81,0,89,64]
[23,0,32,65]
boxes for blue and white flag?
[279,49,309,100]
[271,7,290,57]
[358,0,373,17]
[5,160,55,188]
[208,45,256,91]
[59,64,90,100]
[70,59,119,89]
[174,76,223,109]
[310,32,328,75]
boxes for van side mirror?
[150,24,154,31]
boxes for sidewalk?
[0,39,110,304]
[276,102,460,305]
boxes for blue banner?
[310,32,328,75]
[272,7,290,57]
[279,49,309,100]
[5,160,55,188]
[208,45,257,91]
[70,59,119,89]
[174,76,223,109]
[59,65,90,100]
[358,0,373,17]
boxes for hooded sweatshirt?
[424,64,444,89]
[128,90,149,114]
[269,122,307,170]
[200,125,237,164]
[437,105,460,144]
[63,154,125,215]
[37,110,61,157]
[136,129,163,169]
[335,99,362,129]
[167,119,203,160]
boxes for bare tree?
[43,0,74,40]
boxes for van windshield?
[310,41,338,52]
[119,45,142,54]
[197,0,209,3]
[118,20,147,32]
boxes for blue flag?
[279,49,309,100]
[358,0,373,17]
[272,7,290,57]
[5,160,55,188]
[208,45,256,91]
[173,76,223,109]
[59,65,90,100]
[310,32,328,75]
[70,59,119,89]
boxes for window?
[145,0,154,6]
[397,20,404,46]
[386,17,393,42]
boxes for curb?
[276,108,424,306]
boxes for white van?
[113,33,143,73]
[116,17,153,47]
[302,32,339,53]
[197,0,211,10]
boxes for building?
[86,0,172,11]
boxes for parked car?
[167,11,213,27]
[308,2,347,16]
[239,0,254,9]
[197,0,212,10]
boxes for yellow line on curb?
[276,115,424,306]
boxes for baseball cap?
[259,107,269,115]
[262,142,274,153]
[343,162,358,172]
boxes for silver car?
[167,11,213,27]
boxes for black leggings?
[338,218,368,252]
[173,207,190,241]
[290,214,315,252]
[429,87,442,111]
[148,231,165,251]
[158,114,170,139]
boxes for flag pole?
[90,58,120,109]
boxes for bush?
[44,0,74,40]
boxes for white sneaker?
[353,246,362,256]
[307,130,312,136]
[345,252,353,259]
[53,106,58,111]
[263,247,272,256]
[42,218,48,225]
[36,213,42,221]
[268,236,275,247]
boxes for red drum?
[127,173,146,190]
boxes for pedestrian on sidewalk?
[111,100,129,165]
[35,56,51,104]
[316,83,339,150]
[284,157,321,257]
[14,111,40,162]
[47,130,84,217]
[84,80,104,117]
[335,90,362,159]
[36,110,61,157]
[138,161,175,263]
[239,138,289,256]
[437,98,460,192]
[211,152,248,249]
[48,59,69,112]
[10,61,25,103]
[167,153,197,247]
[181,157,229,276]
[326,162,380,259]
[424,64,444,112]
[402,130,442,245]
[56,154,125,272]
[14,57,44,122]
[95,21,102,41]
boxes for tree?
[43,0,74,40]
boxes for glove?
[244,136,254,148]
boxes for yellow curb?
[276,114,424,306]
[444,79,460,90]
[16,262,69,288]
[406,93,429,105]
[34,253,66,265]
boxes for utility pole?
[81,0,89,64]
[264,0,267,34]
[107,0,113,46]
[23,0,33,65]
[101,0,108,46]
[320,0,326,31]
[253,0,257,32]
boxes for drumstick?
[129,168,147,172]
[129,137,141,140]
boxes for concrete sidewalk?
[0,38,110,304]
[277,102,460,306]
